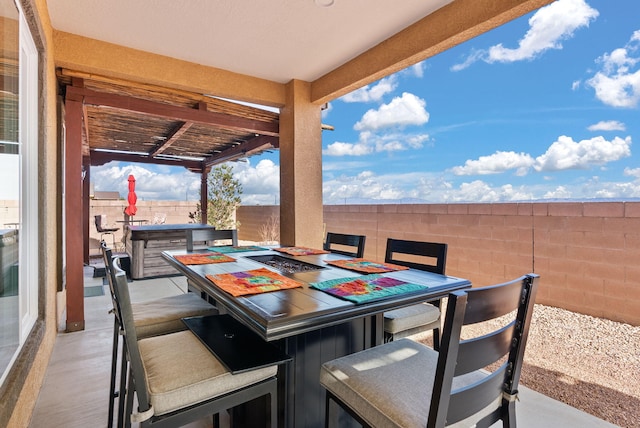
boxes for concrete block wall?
[89,200,198,253]
[238,202,640,326]
[236,205,279,243]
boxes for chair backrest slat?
[428,274,539,427]
[101,241,122,323]
[447,365,507,423]
[462,279,525,325]
[95,215,105,232]
[186,228,238,251]
[384,238,447,274]
[323,232,366,257]
[455,322,515,375]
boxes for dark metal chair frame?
[323,232,366,258]
[325,274,539,428]
[110,254,279,428]
[101,241,217,428]
[95,214,119,248]
[384,238,448,347]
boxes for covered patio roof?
[49,0,555,175]
[47,0,555,332]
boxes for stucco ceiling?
[47,0,453,84]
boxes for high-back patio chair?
[101,241,217,428]
[95,214,119,248]
[383,238,447,347]
[323,232,366,258]
[110,261,281,428]
[321,274,539,428]
[186,228,238,251]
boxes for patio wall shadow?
[518,362,638,428]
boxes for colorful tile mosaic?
[273,246,329,256]
[310,274,427,304]
[325,258,409,274]
[206,267,304,297]
[174,252,236,265]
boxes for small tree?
[206,164,242,229]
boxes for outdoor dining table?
[162,246,471,428]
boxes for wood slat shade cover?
[57,69,279,171]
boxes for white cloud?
[587,120,626,131]
[323,141,373,156]
[534,135,632,171]
[354,92,429,131]
[327,92,431,157]
[90,159,282,205]
[322,165,640,205]
[451,136,632,176]
[452,0,598,70]
[233,159,280,205]
[451,151,535,176]
[323,170,404,202]
[543,185,573,199]
[447,181,534,203]
[341,76,398,103]
[324,131,429,157]
[624,167,640,178]
[587,30,640,107]
[407,61,425,78]
[92,163,200,201]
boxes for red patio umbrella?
[124,174,138,216]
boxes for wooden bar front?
[125,224,215,279]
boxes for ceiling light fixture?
[314,0,335,7]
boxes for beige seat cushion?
[320,338,488,428]
[139,330,277,416]
[384,302,440,334]
[132,293,217,338]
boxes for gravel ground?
[416,304,640,428]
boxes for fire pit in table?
[246,255,326,274]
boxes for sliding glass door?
[0,0,38,385]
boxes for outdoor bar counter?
[125,223,214,279]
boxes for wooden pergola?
[59,69,280,264]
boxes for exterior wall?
[238,202,640,326]
[5,1,58,426]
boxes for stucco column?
[279,80,323,247]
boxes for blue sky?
[88,0,640,205]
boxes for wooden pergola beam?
[204,135,279,167]
[148,121,194,157]
[90,149,204,172]
[149,101,207,157]
[65,85,279,136]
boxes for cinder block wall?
[89,200,198,253]
[238,202,640,326]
